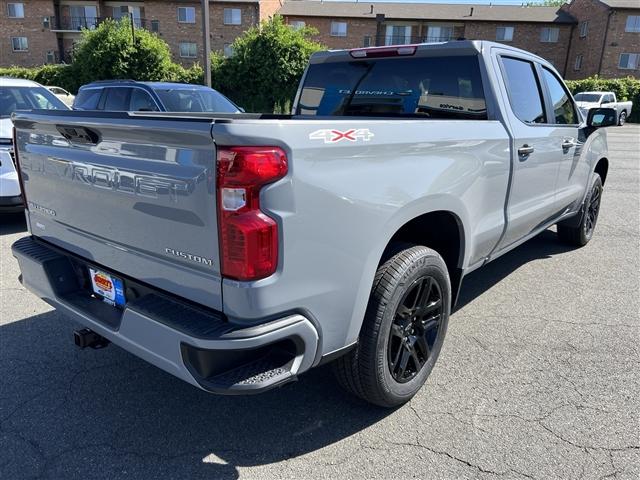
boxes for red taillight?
[216,146,288,281]
[12,127,28,210]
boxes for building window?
[178,7,195,24]
[223,8,241,25]
[179,42,197,58]
[289,20,305,30]
[151,20,159,33]
[540,27,559,43]
[426,25,454,42]
[626,16,640,33]
[385,25,412,45]
[113,6,142,28]
[7,2,24,18]
[69,5,98,30]
[574,54,583,71]
[363,35,371,47]
[579,21,588,38]
[496,26,514,42]
[46,50,55,63]
[618,53,639,70]
[223,43,234,57]
[11,36,28,51]
[330,21,347,37]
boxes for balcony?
[51,16,149,32]
[363,35,457,47]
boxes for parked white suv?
[0,77,68,212]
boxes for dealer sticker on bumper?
[89,268,126,307]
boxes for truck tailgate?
[13,111,223,310]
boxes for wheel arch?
[381,210,466,308]
[594,156,609,185]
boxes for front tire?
[333,245,450,407]
[618,111,627,126]
[557,173,603,246]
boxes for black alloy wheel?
[388,276,443,383]
[584,178,602,239]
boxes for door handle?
[517,144,534,157]
[55,125,100,145]
[562,140,576,150]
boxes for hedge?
[566,76,640,123]
[0,63,203,95]
[2,62,637,122]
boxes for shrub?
[210,16,324,113]
[71,18,174,88]
[566,75,640,122]
[0,19,205,93]
[0,64,77,92]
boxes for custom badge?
[309,128,374,144]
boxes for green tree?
[527,0,568,6]
[70,18,175,89]
[211,16,324,113]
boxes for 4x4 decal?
[309,128,374,144]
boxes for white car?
[1,77,69,212]
[46,86,75,107]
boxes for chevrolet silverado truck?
[575,91,633,126]
[11,41,616,407]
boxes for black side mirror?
[587,108,616,128]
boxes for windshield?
[296,55,487,119]
[154,88,240,113]
[0,86,68,118]
[574,93,602,103]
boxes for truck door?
[538,67,585,214]
[495,54,564,248]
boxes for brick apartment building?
[278,0,639,79]
[0,0,280,67]
[1,0,638,79]
[562,0,640,79]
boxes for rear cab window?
[296,54,487,119]
[500,56,547,124]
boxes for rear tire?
[557,173,603,247]
[618,111,627,126]
[333,245,450,407]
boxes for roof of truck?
[310,40,550,68]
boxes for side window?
[129,89,158,111]
[73,89,101,110]
[541,67,577,125]
[500,57,546,124]
[103,88,131,111]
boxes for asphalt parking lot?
[1,125,638,480]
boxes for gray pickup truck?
[11,41,616,407]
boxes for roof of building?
[278,1,577,23]
[597,0,640,9]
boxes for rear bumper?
[12,236,319,394]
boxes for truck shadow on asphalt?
[0,213,27,236]
[1,227,574,479]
